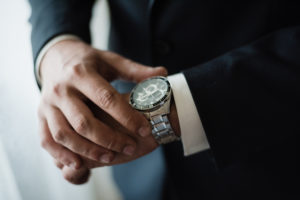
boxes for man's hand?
[38,39,167,169]
[53,93,181,184]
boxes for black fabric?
[29,0,300,199]
[28,0,95,88]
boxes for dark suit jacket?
[29,0,299,199]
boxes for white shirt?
[36,35,210,156]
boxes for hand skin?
[55,94,181,184]
[38,39,167,170]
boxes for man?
[28,0,299,199]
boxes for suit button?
[154,40,171,55]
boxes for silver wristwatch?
[129,76,180,144]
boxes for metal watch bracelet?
[150,114,180,144]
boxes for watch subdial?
[157,83,167,91]
[152,90,163,99]
[145,85,156,93]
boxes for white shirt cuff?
[168,73,210,156]
[35,35,80,86]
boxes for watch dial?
[132,77,169,109]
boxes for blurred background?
[0,0,123,199]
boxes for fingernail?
[123,145,135,156]
[100,154,111,163]
[139,126,150,137]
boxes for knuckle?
[123,113,138,132]
[121,58,133,66]
[56,151,74,167]
[105,136,119,152]
[68,63,85,79]
[95,88,115,109]
[57,151,68,163]
[52,83,61,96]
[53,129,66,143]
[80,147,92,157]
[40,137,49,149]
[89,149,102,160]
[73,116,90,134]
[54,160,63,169]
[65,61,94,81]
[66,141,79,154]
[105,135,123,152]
[48,83,67,98]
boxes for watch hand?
[142,87,150,94]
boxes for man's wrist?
[35,35,81,86]
[39,39,86,85]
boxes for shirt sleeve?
[168,73,210,156]
[35,35,80,86]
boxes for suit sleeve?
[28,0,95,64]
[183,26,300,167]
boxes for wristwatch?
[129,76,180,144]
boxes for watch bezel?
[129,76,171,112]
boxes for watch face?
[130,76,171,111]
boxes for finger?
[81,133,159,168]
[46,106,115,163]
[54,160,64,169]
[73,73,152,138]
[57,94,137,155]
[99,51,168,82]
[39,117,82,169]
[62,166,90,185]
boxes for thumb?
[62,166,90,185]
[124,64,168,82]
[99,50,168,82]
